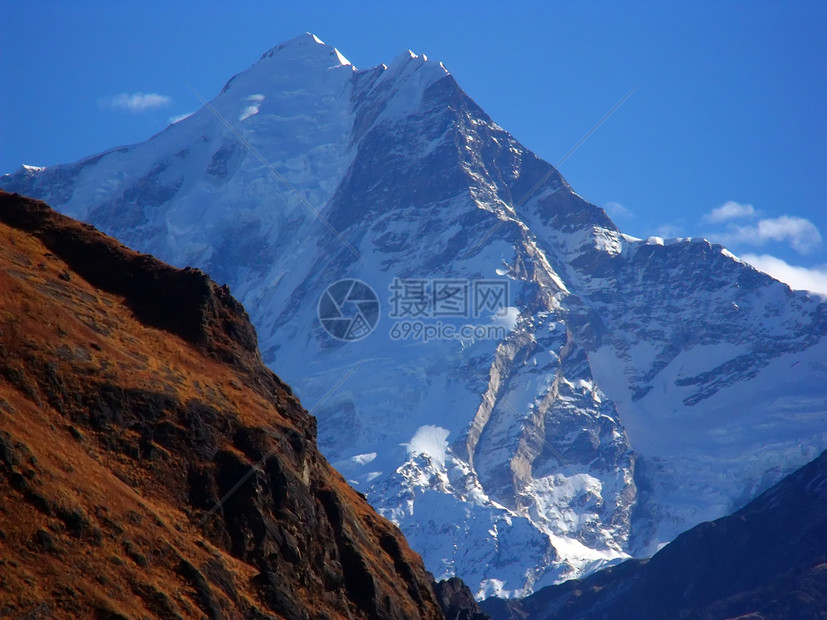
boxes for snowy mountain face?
[482,449,827,619]
[4,33,826,598]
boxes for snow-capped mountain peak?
[386,48,445,74]
[257,31,352,67]
[2,35,825,600]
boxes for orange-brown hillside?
[0,191,449,619]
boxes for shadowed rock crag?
[0,191,447,619]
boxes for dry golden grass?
[0,222,265,617]
[0,196,445,620]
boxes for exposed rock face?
[0,191,447,619]
[433,578,488,620]
[481,449,827,620]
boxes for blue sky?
[2,1,825,291]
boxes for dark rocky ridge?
[0,191,269,386]
[433,577,489,620]
[482,449,827,620]
[0,191,485,619]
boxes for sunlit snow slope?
[4,33,826,598]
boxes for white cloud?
[726,216,822,254]
[101,92,172,112]
[654,224,683,238]
[741,253,827,296]
[604,201,632,219]
[704,200,756,223]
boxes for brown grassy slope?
[0,191,444,620]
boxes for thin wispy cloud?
[100,92,172,112]
[700,200,822,254]
[652,200,822,259]
[604,201,632,219]
[741,253,827,296]
[722,216,822,254]
[703,200,756,223]
[653,224,683,239]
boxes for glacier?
[3,32,826,598]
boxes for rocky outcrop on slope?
[0,191,449,619]
[433,577,489,620]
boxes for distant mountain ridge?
[3,33,826,597]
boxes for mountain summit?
[3,35,826,597]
